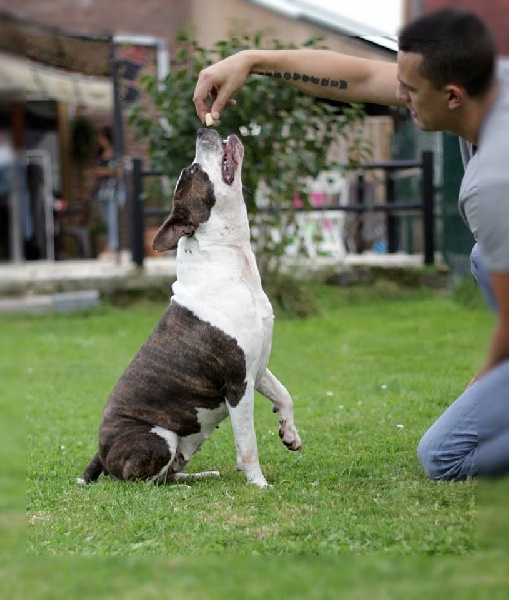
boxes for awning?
[0,10,113,109]
[0,52,113,109]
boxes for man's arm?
[193,48,403,123]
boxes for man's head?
[396,9,496,132]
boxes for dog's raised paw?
[279,423,302,451]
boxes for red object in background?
[118,46,147,80]
[120,45,148,65]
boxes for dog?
[80,128,301,488]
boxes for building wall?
[0,0,191,44]
[0,0,397,60]
[3,0,398,163]
[189,0,396,60]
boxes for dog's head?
[152,128,244,252]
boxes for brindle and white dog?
[80,128,301,488]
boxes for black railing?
[128,151,435,268]
[128,158,165,267]
[323,151,435,264]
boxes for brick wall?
[0,0,190,42]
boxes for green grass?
[4,284,508,596]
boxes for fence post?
[385,169,397,253]
[354,172,365,253]
[130,157,145,268]
[421,151,435,266]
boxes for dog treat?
[205,112,216,127]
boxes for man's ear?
[151,216,195,251]
[446,84,464,110]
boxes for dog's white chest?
[172,239,273,374]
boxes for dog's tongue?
[222,136,237,184]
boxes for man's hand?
[477,271,509,378]
[193,51,254,123]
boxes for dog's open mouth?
[222,135,242,185]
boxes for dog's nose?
[198,127,220,142]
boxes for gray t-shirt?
[458,58,509,271]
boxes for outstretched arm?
[193,48,403,123]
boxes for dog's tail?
[78,453,105,484]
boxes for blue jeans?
[470,242,497,312]
[417,244,509,480]
[418,361,509,480]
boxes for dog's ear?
[151,217,195,251]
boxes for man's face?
[396,51,450,131]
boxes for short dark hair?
[398,9,496,97]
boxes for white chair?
[251,180,289,252]
[293,171,350,261]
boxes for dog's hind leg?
[256,369,302,451]
[78,452,104,484]
[102,425,178,484]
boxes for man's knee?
[417,432,448,480]
[417,430,474,482]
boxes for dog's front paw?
[249,475,269,488]
[279,421,302,451]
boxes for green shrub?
[128,32,370,275]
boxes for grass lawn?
[5,282,509,596]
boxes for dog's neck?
[178,224,252,259]
[191,199,252,247]
[176,215,259,282]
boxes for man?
[193,8,509,480]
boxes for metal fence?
[128,151,435,268]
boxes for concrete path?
[0,251,438,313]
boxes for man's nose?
[396,83,409,103]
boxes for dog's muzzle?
[197,128,243,185]
[222,134,242,185]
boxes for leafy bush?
[128,32,369,274]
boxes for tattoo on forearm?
[263,70,347,89]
